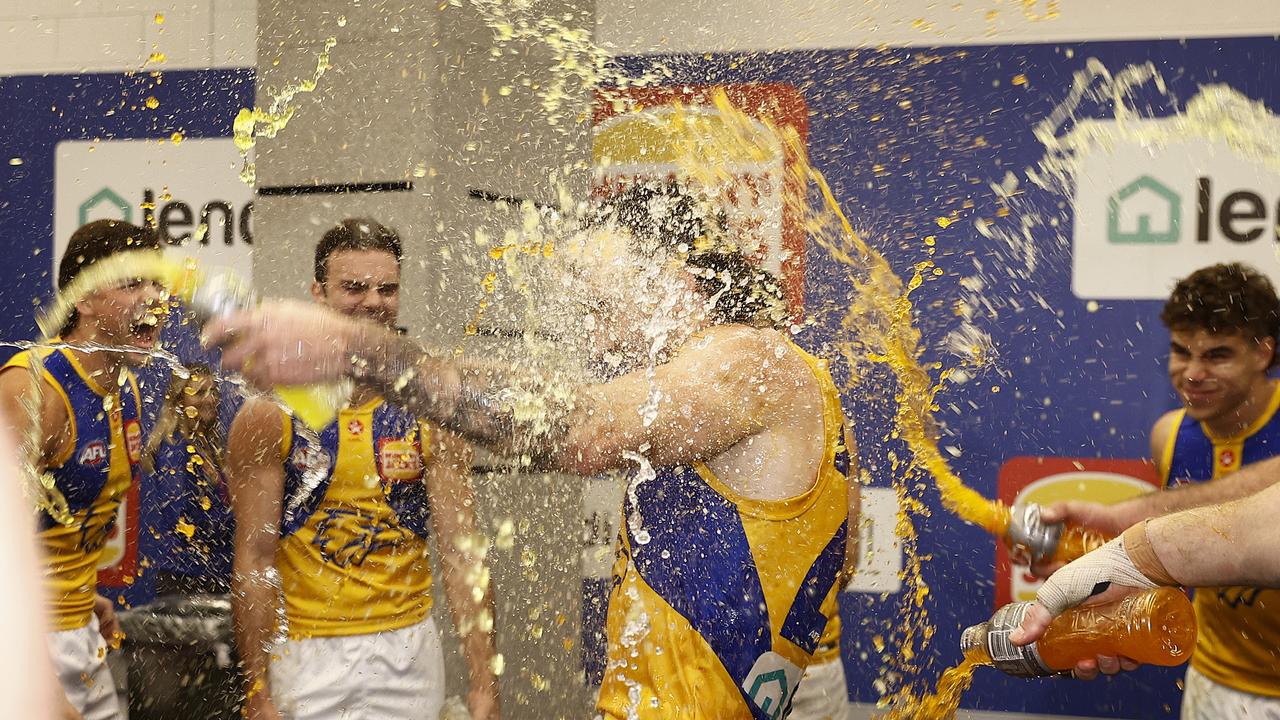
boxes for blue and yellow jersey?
[3,347,142,632]
[275,397,435,638]
[811,596,842,666]
[1159,381,1280,697]
[597,343,851,720]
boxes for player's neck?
[62,326,124,389]
[348,382,381,409]
[1204,378,1277,438]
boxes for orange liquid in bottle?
[993,502,1111,565]
[1036,587,1197,670]
[1051,523,1109,564]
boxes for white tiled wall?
[0,0,255,75]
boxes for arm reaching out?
[1013,482,1280,673]
[205,303,800,476]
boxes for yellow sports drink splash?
[37,254,347,432]
[180,272,349,431]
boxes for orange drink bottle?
[960,587,1197,678]
[1005,502,1109,566]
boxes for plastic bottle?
[1004,502,1109,566]
[960,587,1197,678]
[184,272,349,431]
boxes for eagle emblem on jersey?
[311,507,411,568]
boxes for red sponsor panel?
[377,437,425,483]
[97,480,140,588]
[124,419,142,463]
[995,456,1159,607]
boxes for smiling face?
[70,273,166,365]
[311,248,401,328]
[1167,327,1274,424]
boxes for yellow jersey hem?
[286,603,431,640]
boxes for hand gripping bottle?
[1005,502,1109,566]
[183,271,349,431]
[960,587,1197,678]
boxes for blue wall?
[612,36,1279,718]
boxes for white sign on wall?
[845,486,902,595]
[1072,120,1280,299]
[54,138,254,282]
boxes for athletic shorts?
[270,615,445,720]
[49,616,121,720]
[789,657,847,720]
[1182,666,1280,720]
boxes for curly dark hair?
[1161,263,1280,358]
[596,180,788,329]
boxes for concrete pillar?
[252,0,594,716]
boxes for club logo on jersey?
[1218,449,1236,468]
[78,440,109,467]
[742,651,803,720]
[377,438,424,483]
[124,420,142,463]
[311,507,411,567]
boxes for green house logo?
[1107,175,1181,244]
[742,652,801,719]
[78,187,132,225]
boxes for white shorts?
[1182,666,1280,720]
[270,616,446,720]
[789,657,847,720]
[48,617,122,720]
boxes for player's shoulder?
[1148,408,1183,459]
[691,324,795,364]
[230,396,288,439]
[1151,409,1183,438]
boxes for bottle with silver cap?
[181,270,349,431]
[961,587,1197,679]
[959,601,1056,678]
[183,271,256,328]
[1005,502,1063,566]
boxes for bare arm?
[0,366,80,716]
[0,406,59,719]
[1042,412,1280,535]
[1146,480,1280,587]
[1117,455,1280,523]
[206,304,798,476]
[425,429,500,720]
[0,366,68,476]
[226,398,286,720]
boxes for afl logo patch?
[1219,449,1236,468]
[124,420,142,463]
[291,443,332,474]
[78,440,109,467]
[377,438,423,483]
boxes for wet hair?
[314,218,403,283]
[598,180,788,329]
[1161,262,1280,362]
[58,219,162,290]
[57,219,162,334]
